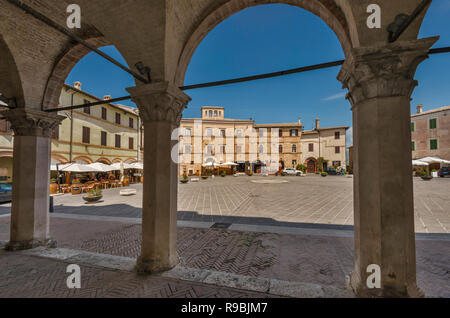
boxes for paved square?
[1,175,447,233]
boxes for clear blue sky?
[66,1,450,134]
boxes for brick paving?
[0,216,448,297]
[0,252,270,298]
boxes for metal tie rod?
[45,46,450,113]
[7,0,149,84]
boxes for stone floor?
[0,215,448,298]
[0,175,449,298]
[1,175,447,233]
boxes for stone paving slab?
[1,175,446,233]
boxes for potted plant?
[201,175,209,180]
[180,175,189,184]
[221,171,227,177]
[321,172,328,177]
[420,171,433,181]
[83,188,103,202]
[431,169,438,178]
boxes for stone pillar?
[338,38,438,297]
[0,109,64,250]
[127,82,191,273]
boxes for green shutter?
[411,123,415,132]
[411,141,415,151]
[430,119,437,129]
[430,139,438,150]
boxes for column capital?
[338,37,439,105]
[127,82,191,126]
[0,108,64,138]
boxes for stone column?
[338,38,438,297]
[0,109,64,250]
[127,82,191,273]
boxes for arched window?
[214,110,218,117]
[209,110,213,117]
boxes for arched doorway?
[306,158,317,174]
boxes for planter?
[49,183,58,194]
[421,176,433,181]
[180,179,189,184]
[83,195,103,203]
[201,176,209,180]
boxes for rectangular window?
[335,132,340,140]
[292,144,297,153]
[309,143,314,152]
[411,122,415,132]
[129,118,134,129]
[411,141,415,151]
[236,145,242,154]
[115,134,121,148]
[430,139,438,150]
[82,126,90,144]
[429,118,437,129]
[221,129,226,138]
[290,129,298,137]
[279,145,283,154]
[101,107,107,120]
[115,113,121,125]
[206,128,213,138]
[292,160,297,166]
[220,145,226,154]
[101,131,107,146]
[129,137,134,150]
[335,146,341,154]
[332,161,342,167]
[184,144,191,154]
[259,129,265,137]
[279,129,283,138]
[83,100,90,115]
[236,129,243,137]
[185,128,192,137]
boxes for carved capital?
[338,37,438,106]
[0,108,65,138]
[127,82,191,126]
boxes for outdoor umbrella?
[87,162,116,172]
[60,163,102,172]
[129,162,144,170]
[50,163,72,171]
[418,157,450,164]
[111,162,134,170]
[219,162,238,166]
[412,160,429,166]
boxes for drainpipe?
[69,92,75,162]
[136,116,141,162]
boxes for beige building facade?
[0,82,143,182]
[178,107,348,176]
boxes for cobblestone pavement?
[0,216,448,297]
[0,175,447,233]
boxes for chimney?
[298,117,302,126]
[417,104,423,114]
[315,119,320,130]
[74,81,82,90]
[103,95,112,101]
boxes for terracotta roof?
[302,126,349,134]
[254,123,302,128]
[411,105,450,118]
[63,83,138,116]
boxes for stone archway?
[97,157,112,165]
[72,156,93,164]
[305,157,317,174]
[174,0,354,86]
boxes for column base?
[5,238,57,251]
[347,271,425,298]
[135,254,179,274]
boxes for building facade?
[0,82,143,182]
[178,107,348,176]
[411,104,450,161]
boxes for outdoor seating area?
[50,162,144,195]
[412,157,450,178]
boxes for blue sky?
[66,1,450,135]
